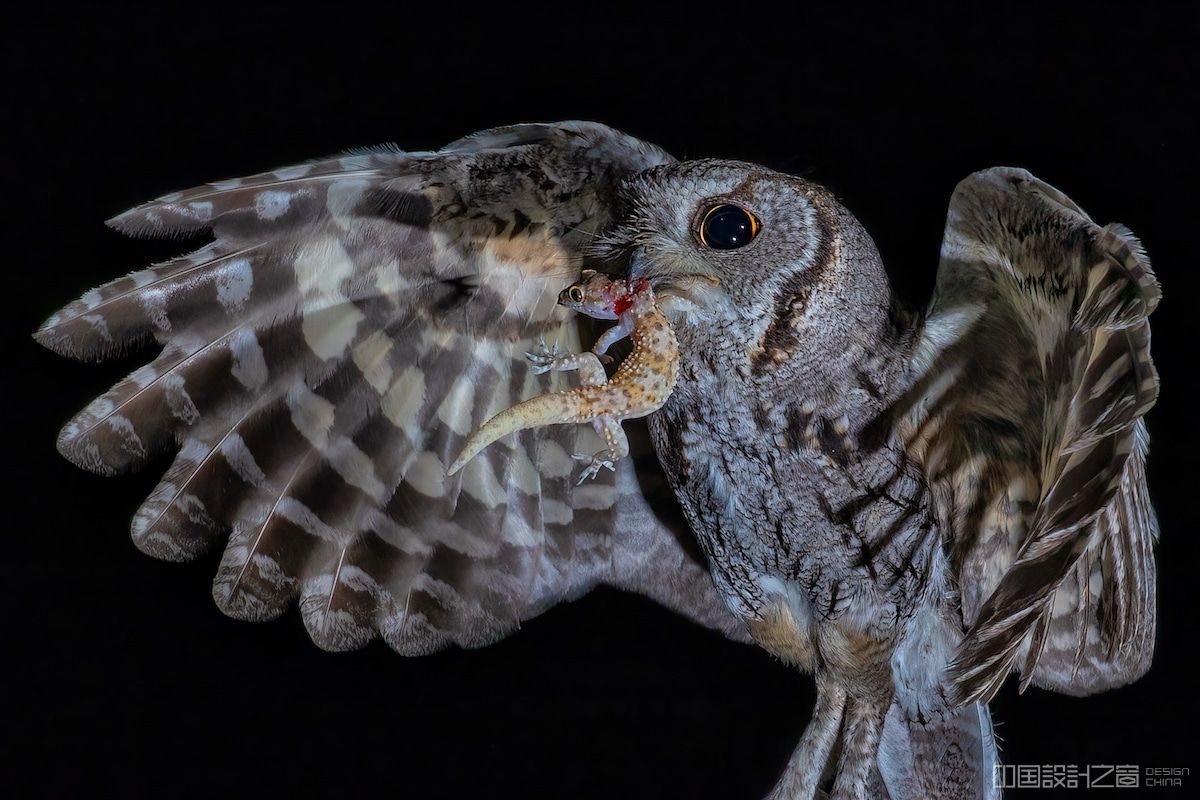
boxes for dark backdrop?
[8,5,1198,798]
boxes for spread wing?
[901,168,1159,704]
[35,121,746,653]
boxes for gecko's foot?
[572,452,617,484]
[525,337,563,375]
[594,352,614,365]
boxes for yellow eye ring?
[697,203,761,250]
[568,285,585,303]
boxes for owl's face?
[599,160,890,382]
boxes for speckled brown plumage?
[36,122,1159,800]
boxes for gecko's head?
[558,269,636,320]
[592,160,893,378]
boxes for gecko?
[446,270,680,484]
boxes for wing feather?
[902,168,1159,704]
[38,121,749,654]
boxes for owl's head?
[594,160,897,387]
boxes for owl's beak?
[628,250,719,286]
[628,249,722,308]
[626,251,653,282]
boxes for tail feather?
[877,698,999,800]
[766,681,998,800]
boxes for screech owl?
[37,121,1158,799]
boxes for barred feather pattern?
[903,168,1160,704]
[36,122,747,653]
[39,127,1163,799]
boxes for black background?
[8,5,1199,798]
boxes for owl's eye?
[567,285,585,303]
[697,203,760,250]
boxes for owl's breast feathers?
[647,329,936,670]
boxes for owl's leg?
[829,698,887,800]
[574,416,628,483]
[764,674,847,800]
[526,339,608,386]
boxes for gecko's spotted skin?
[447,271,679,483]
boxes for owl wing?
[36,121,747,653]
[901,168,1159,704]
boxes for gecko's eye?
[696,203,760,250]
[567,285,585,303]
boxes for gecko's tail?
[447,390,586,476]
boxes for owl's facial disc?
[605,160,894,378]
[605,160,830,326]
[626,196,766,311]
[642,200,763,306]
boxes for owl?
[36,122,1159,799]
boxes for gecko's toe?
[573,454,617,484]
[525,337,563,372]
